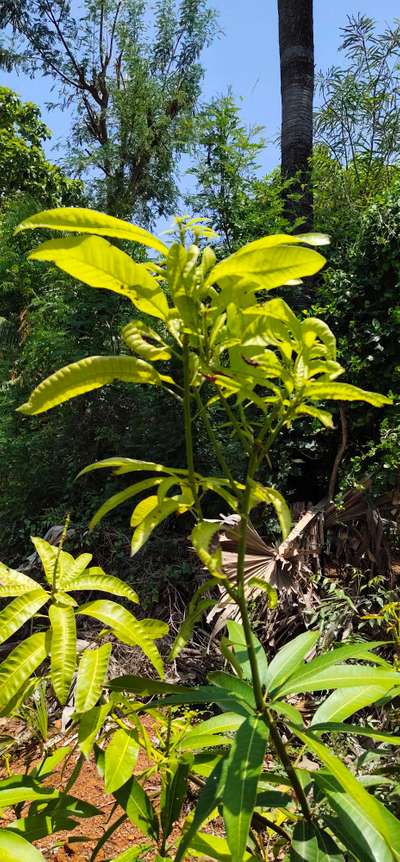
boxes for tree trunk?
[278,0,314,230]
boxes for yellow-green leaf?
[29,236,169,320]
[0,632,49,710]
[49,604,77,705]
[75,643,112,713]
[18,355,169,415]
[249,481,292,540]
[207,243,326,291]
[295,405,334,428]
[77,600,167,677]
[305,382,392,407]
[0,563,42,597]
[130,497,183,556]
[122,321,171,360]
[0,590,48,646]
[15,207,168,256]
[104,728,139,793]
[65,568,139,604]
[0,829,46,861]
[88,479,162,531]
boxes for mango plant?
[4,205,400,860]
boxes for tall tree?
[1,0,217,222]
[278,0,314,229]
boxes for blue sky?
[2,0,399,174]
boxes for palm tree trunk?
[278,0,314,230]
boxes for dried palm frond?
[206,482,399,638]
[206,508,322,639]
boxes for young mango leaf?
[44,793,103,819]
[78,456,186,478]
[223,714,269,862]
[311,685,395,725]
[191,522,224,578]
[76,599,167,677]
[181,712,244,747]
[75,643,112,713]
[276,665,400,698]
[249,481,292,540]
[290,725,400,859]
[130,497,184,556]
[265,631,319,693]
[291,821,345,861]
[0,830,46,861]
[88,479,162,531]
[0,563,40,597]
[30,538,92,588]
[49,604,77,705]
[78,703,111,759]
[122,321,171,360]
[169,577,217,662]
[206,243,326,291]
[0,632,49,710]
[114,776,159,841]
[28,236,169,320]
[15,206,168,256]
[175,757,229,862]
[104,728,139,794]
[18,355,170,415]
[305,381,391,408]
[0,590,48,646]
[64,567,139,604]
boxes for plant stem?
[194,391,237,494]
[52,512,70,595]
[183,334,202,518]
[234,411,312,821]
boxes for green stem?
[183,334,202,519]
[218,392,253,455]
[52,513,70,595]
[194,391,237,494]
[234,412,312,821]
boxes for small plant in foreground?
[0,207,399,860]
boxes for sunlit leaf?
[0,590,48,646]
[49,604,77,705]
[77,599,167,677]
[0,829,46,861]
[0,632,49,710]
[16,206,168,255]
[104,728,139,794]
[223,714,269,862]
[75,643,112,713]
[18,355,170,415]
[28,236,169,319]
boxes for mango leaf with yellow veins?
[77,599,167,677]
